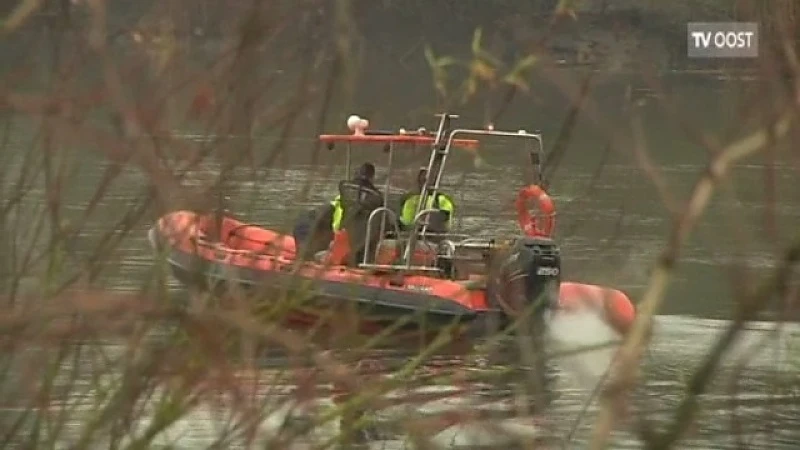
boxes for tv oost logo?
[690,30,755,50]
[687,22,759,58]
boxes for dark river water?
[2,62,800,448]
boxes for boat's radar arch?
[444,128,543,153]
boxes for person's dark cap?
[416,166,428,185]
[355,162,375,179]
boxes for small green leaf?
[474,51,504,70]
[470,59,496,81]
[436,56,457,68]
[510,54,539,73]
[502,54,539,91]
[424,46,437,67]
[503,73,530,92]
[464,76,478,99]
[425,47,456,68]
[3,0,43,33]
[555,0,579,19]
[471,27,483,55]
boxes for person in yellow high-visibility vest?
[330,162,381,232]
[326,162,384,265]
[293,163,382,263]
[399,167,455,234]
[330,195,343,231]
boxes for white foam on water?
[429,419,541,449]
[546,309,622,392]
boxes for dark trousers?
[293,204,334,259]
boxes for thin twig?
[651,233,800,449]
[589,108,796,450]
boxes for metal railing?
[435,237,499,265]
[358,206,456,273]
[443,127,545,187]
[358,201,506,275]
[400,207,452,269]
[360,206,402,267]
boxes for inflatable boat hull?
[147,212,498,337]
[148,210,635,340]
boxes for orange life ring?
[515,184,556,238]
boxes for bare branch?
[589,108,797,449]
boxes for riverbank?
[3,0,792,84]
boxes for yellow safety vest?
[330,195,342,231]
[400,193,454,228]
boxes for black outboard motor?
[489,236,562,319]
[486,236,562,412]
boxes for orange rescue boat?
[149,113,636,340]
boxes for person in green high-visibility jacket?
[399,167,455,234]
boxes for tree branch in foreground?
[588,108,796,450]
[651,233,800,449]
